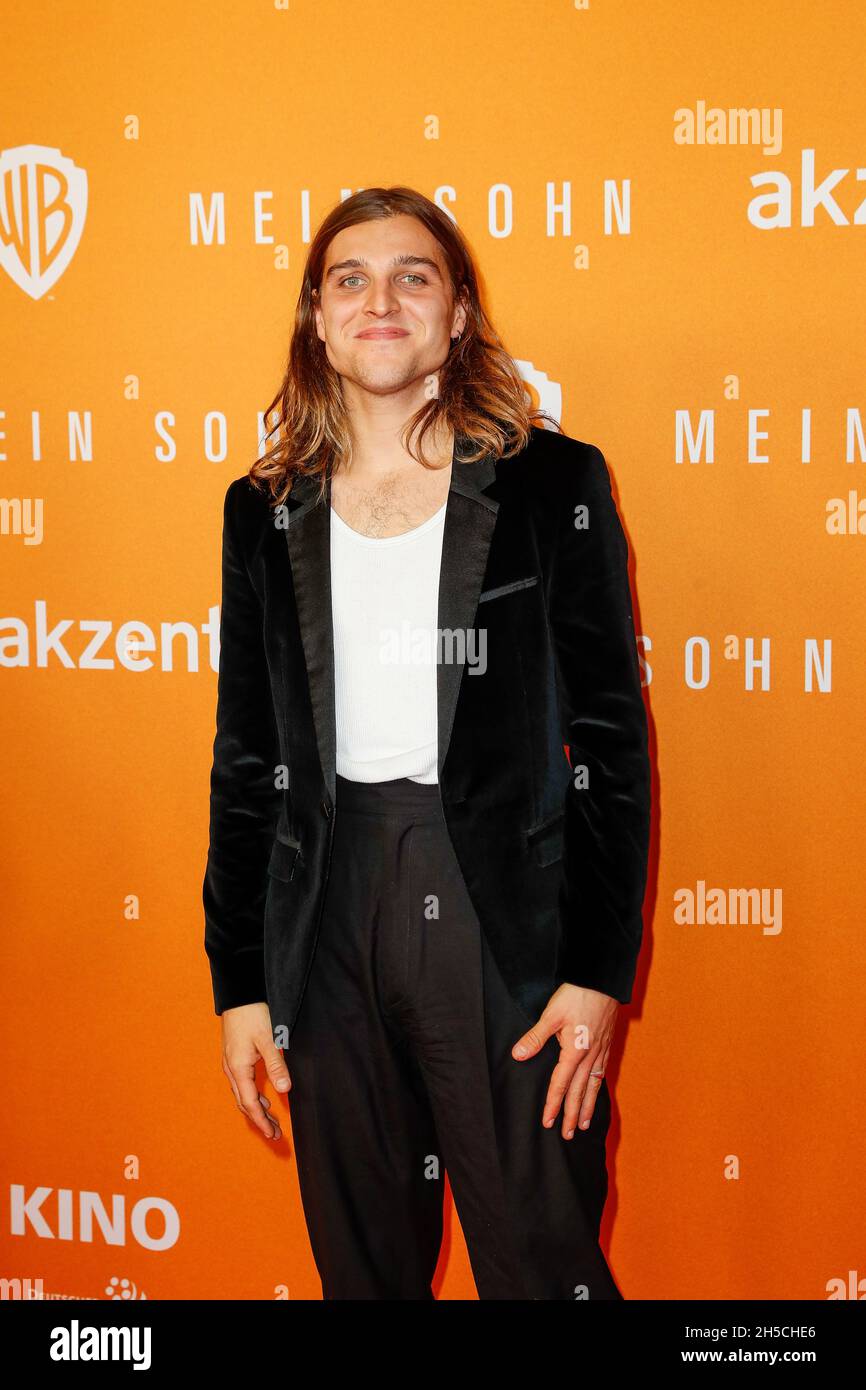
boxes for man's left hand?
[511,983,618,1139]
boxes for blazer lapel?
[282,437,500,800]
[435,451,499,780]
[282,474,336,802]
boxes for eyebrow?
[325,254,443,280]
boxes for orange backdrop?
[2,0,864,1302]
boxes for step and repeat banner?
[2,0,863,1303]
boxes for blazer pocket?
[478,574,539,603]
[267,835,302,882]
[524,810,565,868]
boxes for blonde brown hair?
[249,186,559,506]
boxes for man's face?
[313,214,466,398]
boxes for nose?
[361,277,402,317]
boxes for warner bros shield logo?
[0,144,88,300]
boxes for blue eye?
[338,273,427,288]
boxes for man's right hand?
[220,1001,291,1141]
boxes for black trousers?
[286,773,623,1301]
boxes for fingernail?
[581,1119,590,1129]
[514,1045,527,1058]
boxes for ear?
[452,292,468,339]
[311,290,326,343]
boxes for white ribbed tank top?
[330,499,447,784]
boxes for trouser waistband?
[335,772,444,820]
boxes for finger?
[576,1070,605,1134]
[222,1055,243,1109]
[580,1044,613,1132]
[563,1065,602,1139]
[259,1032,292,1094]
[230,1058,277,1140]
[223,1045,282,1140]
[259,1094,282,1138]
[542,1047,580,1128]
[512,1009,557,1061]
[594,1043,612,1083]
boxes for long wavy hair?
[248,185,560,507]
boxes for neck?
[338,391,454,483]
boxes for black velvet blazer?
[202,424,651,1037]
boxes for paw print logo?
[512,360,562,425]
[105,1275,142,1300]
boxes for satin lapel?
[437,455,499,780]
[281,442,500,799]
[283,473,336,802]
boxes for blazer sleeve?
[202,479,282,1014]
[549,444,651,1004]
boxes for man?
[202,186,651,1300]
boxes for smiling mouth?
[356,328,410,339]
